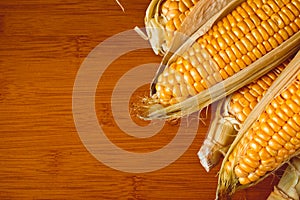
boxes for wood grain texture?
[0,0,283,199]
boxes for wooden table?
[0,0,282,199]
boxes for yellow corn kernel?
[222,72,300,187]
[152,0,300,106]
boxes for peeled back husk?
[216,50,300,199]
[198,98,239,172]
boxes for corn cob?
[267,156,300,200]
[142,0,300,119]
[217,51,300,199]
[144,0,232,55]
[198,63,286,172]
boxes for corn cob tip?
[216,183,235,200]
[217,161,241,200]
[134,95,160,120]
[216,192,232,200]
[135,95,181,120]
[136,90,186,120]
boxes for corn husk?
[216,50,300,199]
[144,0,234,56]
[198,98,239,172]
[142,0,300,120]
[267,156,300,200]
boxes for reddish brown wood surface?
[0,0,283,199]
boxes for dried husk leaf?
[267,156,300,200]
[144,0,234,56]
[144,0,165,55]
[216,51,300,199]
[198,98,239,172]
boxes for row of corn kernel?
[228,65,285,122]
[200,0,300,79]
[155,43,218,105]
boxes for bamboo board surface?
[0,0,283,199]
